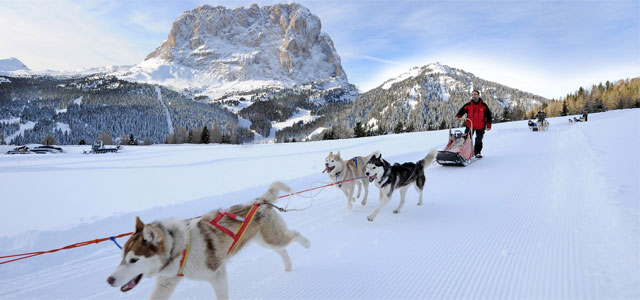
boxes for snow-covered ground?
[0,109,638,299]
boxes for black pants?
[465,127,485,155]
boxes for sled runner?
[528,119,549,131]
[436,118,478,167]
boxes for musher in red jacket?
[454,90,493,158]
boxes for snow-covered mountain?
[275,62,550,141]
[0,57,30,76]
[343,62,548,131]
[114,3,350,99]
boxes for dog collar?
[177,228,191,277]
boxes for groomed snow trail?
[155,85,173,134]
[0,110,637,299]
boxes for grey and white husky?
[324,151,379,208]
[364,149,437,221]
[106,181,310,300]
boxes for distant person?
[454,89,492,158]
[536,109,546,124]
[582,108,589,122]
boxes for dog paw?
[367,216,374,222]
[361,200,367,206]
[301,238,311,249]
[393,210,399,214]
[417,202,423,206]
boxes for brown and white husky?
[323,151,379,208]
[106,181,310,300]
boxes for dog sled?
[528,119,549,131]
[436,118,478,167]
[31,145,64,154]
[6,145,33,155]
[569,116,585,123]
[84,140,121,154]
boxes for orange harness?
[209,203,261,254]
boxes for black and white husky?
[364,149,437,221]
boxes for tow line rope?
[0,176,366,265]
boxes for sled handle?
[451,117,474,136]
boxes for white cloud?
[129,11,173,34]
[0,1,147,70]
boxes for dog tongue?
[121,278,138,292]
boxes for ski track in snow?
[155,85,173,135]
[0,110,638,299]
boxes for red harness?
[209,203,261,254]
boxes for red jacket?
[455,99,492,130]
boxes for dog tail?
[420,149,438,168]
[258,181,292,204]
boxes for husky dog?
[324,151,380,208]
[364,149,437,221]
[106,181,310,300]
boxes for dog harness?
[209,203,261,254]
[177,229,191,276]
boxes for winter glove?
[486,124,492,131]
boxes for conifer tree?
[405,123,415,132]
[354,122,366,138]
[439,119,447,130]
[501,107,510,122]
[394,121,404,134]
[200,125,210,144]
[561,101,569,116]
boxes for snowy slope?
[0,109,638,299]
[0,57,30,76]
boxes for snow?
[439,76,452,101]
[0,116,20,124]
[381,66,423,90]
[73,96,83,105]
[3,121,35,144]
[254,109,320,143]
[55,122,70,134]
[0,57,30,73]
[154,86,173,135]
[0,109,638,299]
[307,126,327,139]
[367,117,379,130]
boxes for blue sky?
[0,0,638,99]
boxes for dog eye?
[129,258,138,264]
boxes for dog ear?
[142,224,163,245]
[336,151,341,159]
[135,216,144,233]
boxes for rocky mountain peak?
[142,3,346,86]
